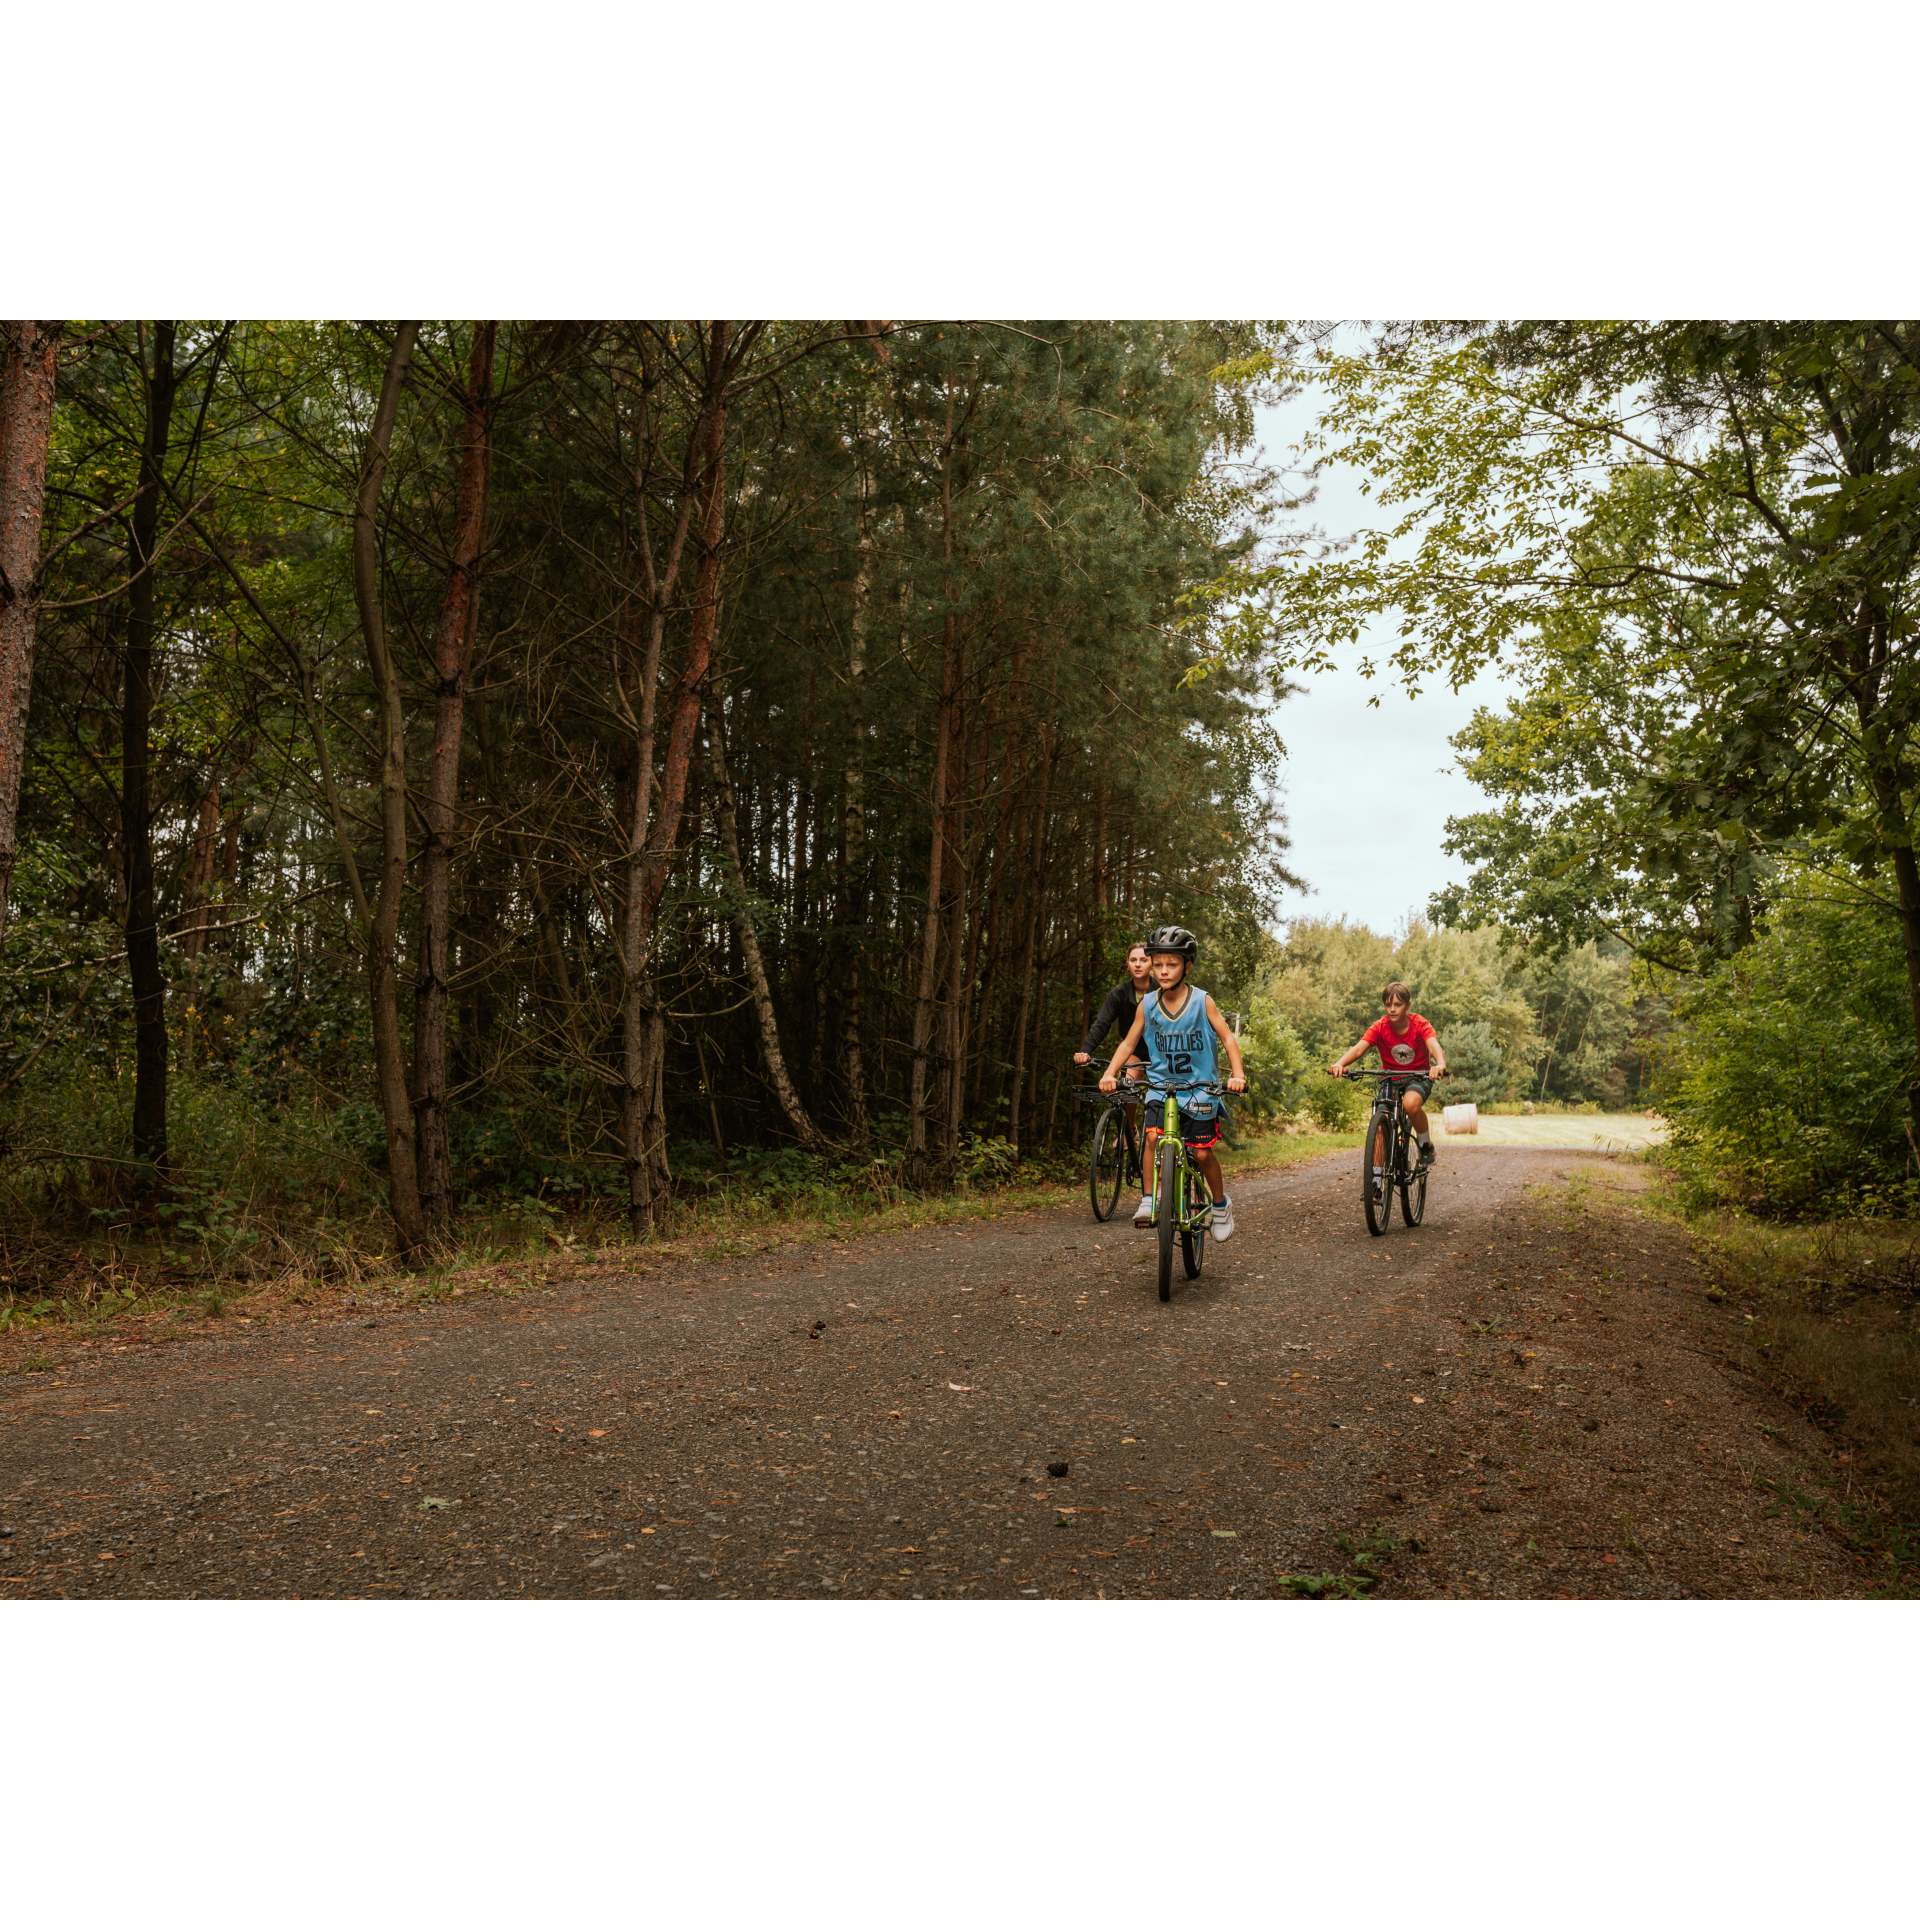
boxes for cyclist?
[1330,979,1448,1186]
[1075,941,1153,1164]
[1098,926,1247,1242]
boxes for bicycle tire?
[1181,1160,1206,1279]
[1402,1158,1427,1226]
[1364,1111,1393,1236]
[1089,1107,1125,1221]
[1157,1136,1179,1302]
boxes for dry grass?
[1693,1210,1920,1525]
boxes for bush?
[1234,1002,1310,1125]
[1663,874,1920,1218]
[1441,1020,1505,1106]
[1300,1070,1367,1132]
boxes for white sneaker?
[1211,1195,1235,1243]
[1132,1194,1155,1228]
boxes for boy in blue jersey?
[1099,925,1248,1243]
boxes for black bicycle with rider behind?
[1334,1066,1442,1235]
[1082,1069,1145,1219]
[1076,939,1154,1220]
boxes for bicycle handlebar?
[1075,1074,1239,1102]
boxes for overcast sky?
[1252,376,1515,939]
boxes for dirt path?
[0,1146,1869,1599]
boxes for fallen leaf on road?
[1412,1396,1426,1405]
[1211,1530,1237,1539]
[947,1383,972,1392]
[419,1496,456,1511]
[640,1527,656,1535]
[588,1429,608,1437]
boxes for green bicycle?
[1139,1075,1232,1303]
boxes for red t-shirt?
[1363,1012,1436,1073]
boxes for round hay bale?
[1442,1102,1479,1135]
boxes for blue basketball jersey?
[1143,987,1218,1117]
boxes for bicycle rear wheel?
[1156,1137,1179,1302]
[1090,1107,1124,1221]
[1402,1158,1428,1226]
[1364,1111,1393,1236]
[1181,1159,1207,1279]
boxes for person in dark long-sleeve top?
[1076,941,1152,1160]
[1077,941,1153,1063]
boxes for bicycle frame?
[1138,1078,1224,1234]
[1354,1069,1416,1154]
[1343,1065,1433,1235]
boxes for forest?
[0,321,1302,1266]
[3,317,1918,1297]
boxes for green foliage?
[1663,873,1919,1217]
[1233,999,1308,1124]
[1443,1022,1504,1105]
[1259,913,1645,1108]
[1198,321,1920,1033]
[1299,1071,1367,1131]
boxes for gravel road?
[0,1143,1865,1599]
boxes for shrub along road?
[0,1147,1871,1600]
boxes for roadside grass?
[1225,1127,1363,1176]
[1686,1209,1920,1558]
[0,1120,1360,1369]
[1555,1157,1920,1594]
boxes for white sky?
[1254,376,1516,938]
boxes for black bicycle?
[1079,1069,1147,1222]
[1334,1066,1439,1236]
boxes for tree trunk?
[1007,736,1057,1153]
[622,323,731,1231]
[352,321,426,1254]
[413,321,496,1225]
[124,322,178,1175]
[179,778,221,978]
[908,608,961,1190]
[0,321,59,944]
[939,719,969,1178]
[709,707,831,1152]
[833,320,891,1141]
[1869,758,1920,1140]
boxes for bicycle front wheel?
[1181,1159,1207,1279]
[1157,1136,1180,1302]
[1364,1111,1393,1237]
[1090,1107,1125,1221]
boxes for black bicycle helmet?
[1144,925,1198,960]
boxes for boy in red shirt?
[1331,980,1449,1176]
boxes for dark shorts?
[1385,1074,1433,1105]
[1148,1108,1222,1149]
